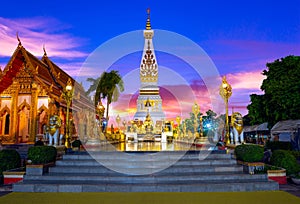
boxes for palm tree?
[86,70,124,120]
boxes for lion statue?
[47,114,63,146]
[230,112,244,144]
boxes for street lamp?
[62,78,74,149]
[96,101,105,140]
[176,116,181,138]
[200,114,203,137]
[116,114,121,131]
[122,120,127,132]
[97,101,105,118]
[219,76,232,145]
[192,102,200,139]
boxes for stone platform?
[13,150,279,192]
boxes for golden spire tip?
[16,32,22,46]
[146,8,151,30]
[43,44,47,56]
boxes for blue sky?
[0,0,300,118]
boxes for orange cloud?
[226,70,266,90]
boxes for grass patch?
[0,191,300,204]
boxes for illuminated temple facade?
[0,39,92,144]
[133,9,165,123]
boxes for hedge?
[27,146,57,164]
[234,144,264,162]
[0,149,21,175]
[270,150,300,175]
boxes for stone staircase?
[13,151,279,192]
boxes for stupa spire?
[146,8,151,30]
[134,8,165,123]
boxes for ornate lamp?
[62,78,74,149]
[176,116,181,138]
[97,101,105,118]
[122,120,127,132]
[192,102,200,139]
[116,114,121,130]
[219,76,232,145]
[96,101,105,139]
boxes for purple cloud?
[0,17,88,59]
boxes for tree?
[242,114,251,126]
[247,55,300,127]
[86,70,124,120]
[247,94,268,125]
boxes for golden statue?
[144,113,152,127]
[230,112,244,144]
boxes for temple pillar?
[29,82,39,143]
[10,81,19,143]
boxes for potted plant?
[291,174,300,185]
[72,139,82,151]
[0,149,24,184]
[234,144,264,174]
[269,150,300,184]
[264,165,287,184]
[26,146,57,175]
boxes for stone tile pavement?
[279,180,300,197]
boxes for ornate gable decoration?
[140,40,158,83]
[15,62,35,94]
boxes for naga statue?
[230,112,244,144]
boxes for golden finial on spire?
[43,44,47,56]
[146,8,151,30]
[16,32,22,47]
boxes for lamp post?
[219,76,232,145]
[176,116,181,139]
[192,102,200,139]
[96,101,105,140]
[200,114,203,137]
[122,120,127,132]
[62,78,74,149]
[116,114,121,131]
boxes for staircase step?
[23,173,267,183]
[13,181,279,192]
[55,159,237,167]
[62,151,232,160]
[49,165,243,174]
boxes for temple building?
[133,9,165,123]
[0,37,92,144]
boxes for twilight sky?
[0,0,300,120]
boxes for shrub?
[27,146,57,165]
[0,149,21,175]
[288,150,300,160]
[72,140,82,148]
[270,150,300,175]
[235,144,264,162]
[265,141,292,151]
[34,140,44,146]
